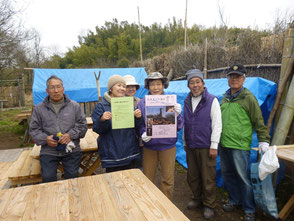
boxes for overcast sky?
[18,0,294,54]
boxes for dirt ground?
[0,132,23,150]
[0,131,293,221]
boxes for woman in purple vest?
[183,69,222,220]
[137,72,184,200]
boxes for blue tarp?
[33,67,148,105]
[32,69,277,187]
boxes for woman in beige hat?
[92,75,143,172]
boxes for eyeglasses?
[48,85,63,91]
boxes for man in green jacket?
[220,64,270,221]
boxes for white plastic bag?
[258,145,280,180]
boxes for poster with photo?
[145,95,177,138]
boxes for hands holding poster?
[145,95,177,138]
[111,97,134,129]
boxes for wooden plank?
[8,150,31,180]
[29,157,41,177]
[52,181,70,220]
[86,117,93,125]
[30,145,41,159]
[118,169,173,220]
[124,169,189,221]
[81,157,101,176]
[20,184,42,220]
[18,153,35,179]
[0,162,13,190]
[80,103,85,116]
[277,148,294,163]
[10,177,42,186]
[82,129,97,151]
[0,188,15,217]
[68,177,97,220]
[279,194,294,220]
[104,172,147,220]
[0,185,32,220]
[0,162,13,180]
[86,175,121,220]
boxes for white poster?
[145,95,177,138]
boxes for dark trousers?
[220,147,255,213]
[105,159,139,173]
[40,151,82,183]
[186,148,217,208]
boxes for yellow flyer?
[111,97,134,129]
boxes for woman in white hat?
[123,75,141,108]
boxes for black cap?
[227,64,246,76]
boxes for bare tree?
[0,0,31,75]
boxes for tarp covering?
[33,67,148,105]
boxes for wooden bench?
[79,101,98,117]
[7,149,42,187]
[276,146,294,220]
[0,162,14,189]
[8,129,101,188]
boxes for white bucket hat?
[123,75,140,89]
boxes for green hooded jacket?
[220,88,270,150]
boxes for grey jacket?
[29,94,87,156]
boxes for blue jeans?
[220,147,255,214]
[40,151,82,183]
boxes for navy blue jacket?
[92,97,143,168]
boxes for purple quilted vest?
[184,88,215,148]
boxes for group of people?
[29,64,270,221]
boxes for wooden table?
[0,169,189,220]
[8,129,100,187]
[276,146,294,220]
[31,128,100,176]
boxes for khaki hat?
[123,75,140,89]
[144,72,169,89]
[107,75,126,91]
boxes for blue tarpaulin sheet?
[33,69,277,187]
[33,67,148,105]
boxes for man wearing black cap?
[183,69,222,219]
[220,64,270,221]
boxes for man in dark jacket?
[30,75,87,183]
[183,69,222,219]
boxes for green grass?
[0,109,26,135]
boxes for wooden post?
[273,22,294,130]
[204,38,208,79]
[94,71,102,102]
[184,0,188,49]
[137,6,143,63]
[271,73,294,145]
[267,22,294,132]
